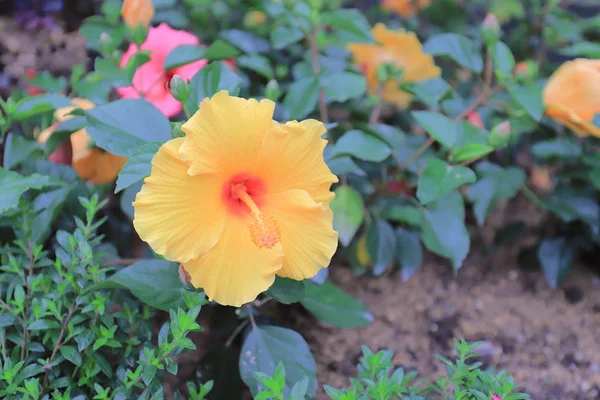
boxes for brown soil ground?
[291,197,600,400]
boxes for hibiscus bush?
[1,0,597,398]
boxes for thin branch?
[225,320,249,347]
[369,86,385,125]
[102,258,142,267]
[48,304,76,363]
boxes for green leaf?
[467,163,526,225]
[239,325,317,396]
[95,52,151,87]
[25,71,67,93]
[187,62,242,112]
[270,26,304,50]
[411,111,459,148]
[543,187,599,237]
[28,319,61,330]
[3,134,42,170]
[290,376,309,400]
[120,181,141,220]
[115,142,162,193]
[423,33,483,72]
[266,276,306,304]
[220,29,270,53]
[300,281,373,329]
[531,137,582,160]
[508,83,544,121]
[30,186,72,245]
[237,55,274,79]
[327,157,366,177]
[283,76,319,120]
[537,238,573,289]
[409,77,453,107]
[493,41,515,78]
[366,218,396,276]
[560,42,600,58]
[0,170,61,216]
[395,228,423,281]
[13,94,72,121]
[85,99,172,157]
[330,130,391,162]
[93,260,184,311]
[60,346,82,367]
[321,72,366,103]
[451,143,494,163]
[417,159,476,205]
[164,44,207,70]
[205,39,241,60]
[420,192,470,271]
[330,186,364,247]
[321,9,374,43]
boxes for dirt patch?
[292,197,600,400]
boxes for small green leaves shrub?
[0,193,208,399]
[255,340,530,400]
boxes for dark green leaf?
[115,142,162,193]
[86,99,172,157]
[321,9,374,43]
[395,228,423,281]
[531,137,582,160]
[560,42,600,58]
[411,111,459,148]
[205,39,241,60]
[188,62,242,112]
[409,78,453,107]
[330,130,391,162]
[493,41,515,78]
[508,83,544,121]
[330,186,364,247]
[266,277,306,304]
[300,281,373,329]
[420,192,470,271]
[93,260,184,311]
[423,34,483,72]
[327,157,366,177]
[283,76,319,120]
[543,187,599,237]
[30,186,72,245]
[13,94,71,121]
[28,319,61,330]
[0,170,62,216]
[537,238,573,289]
[60,346,83,367]
[270,26,304,50]
[164,44,207,70]
[220,29,270,53]
[467,163,526,225]
[366,218,396,276]
[120,181,141,220]
[321,72,366,102]
[3,134,42,170]
[417,159,476,205]
[239,325,317,396]
[25,71,67,93]
[237,55,274,79]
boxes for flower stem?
[521,185,545,210]
[368,86,385,125]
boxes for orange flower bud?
[530,166,553,192]
[178,264,192,286]
[122,0,154,29]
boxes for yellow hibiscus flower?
[133,91,339,307]
[381,0,431,17]
[543,58,600,138]
[347,23,441,109]
[38,98,127,185]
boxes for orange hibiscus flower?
[381,0,431,17]
[543,58,600,137]
[121,0,154,29]
[348,23,440,108]
[133,91,338,306]
[38,99,127,184]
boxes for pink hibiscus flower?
[117,23,208,118]
[492,395,502,400]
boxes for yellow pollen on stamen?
[231,184,281,249]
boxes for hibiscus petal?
[262,189,338,281]
[179,90,276,175]
[183,216,283,307]
[256,120,338,206]
[133,138,225,263]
